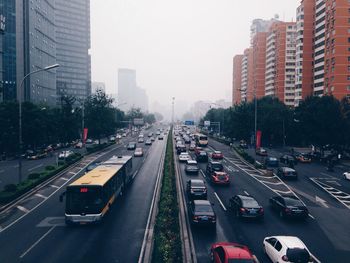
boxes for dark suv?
[188,200,216,227]
[186,179,207,199]
[196,151,208,162]
[270,195,308,220]
[280,154,297,165]
[206,161,224,175]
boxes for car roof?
[187,160,197,164]
[237,194,256,201]
[213,171,227,175]
[224,245,252,259]
[190,179,204,184]
[193,199,210,205]
[135,148,142,151]
[281,167,296,172]
[180,152,189,155]
[214,151,221,153]
[273,236,307,249]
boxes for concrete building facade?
[232,55,243,105]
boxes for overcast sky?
[90,0,298,110]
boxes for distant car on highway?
[127,142,137,150]
[280,154,297,165]
[256,147,268,156]
[188,200,216,227]
[343,171,350,180]
[148,132,153,137]
[179,152,191,162]
[134,147,144,157]
[185,160,199,174]
[26,150,47,160]
[138,137,144,143]
[156,131,161,135]
[158,134,164,140]
[109,136,116,142]
[196,151,208,162]
[277,167,298,180]
[270,195,308,220]
[85,162,101,173]
[229,194,264,219]
[265,156,279,168]
[263,236,316,263]
[210,171,230,185]
[58,150,74,160]
[74,141,83,148]
[239,140,248,149]
[186,179,207,199]
[210,242,259,263]
[150,136,155,142]
[122,133,127,137]
[211,151,224,160]
[177,145,187,155]
[206,161,224,175]
[295,153,312,163]
[189,143,196,151]
[145,139,152,145]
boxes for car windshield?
[216,174,227,180]
[284,197,303,206]
[242,198,259,207]
[212,163,223,171]
[191,181,204,187]
[286,248,310,263]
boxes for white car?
[343,171,350,180]
[179,152,191,162]
[263,236,316,263]
[116,134,122,139]
[58,150,74,159]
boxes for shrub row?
[152,129,182,263]
[232,146,255,165]
[0,153,82,204]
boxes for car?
[256,147,268,156]
[280,154,297,165]
[177,145,187,155]
[74,142,83,148]
[138,137,144,143]
[156,131,161,135]
[150,136,155,141]
[188,200,216,227]
[211,151,224,160]
[122,133,127,137]
[134,147,144,157]
[265,156,279,167]
[263,236,316,263]
[85,162,101,173]
[343,171,350,180]
[206,161,224,175]
[176,141,184,149]
[189,143,196,151]
[210,242,259,263]
[116,134,122,139]
[179,152,191,162]
[210,171,230,185]
[26,150,47,160]
[194,146,203,155]
[148,132,153,137]
[277,167,298,180]
[158,135,164,140]
[295,153,312,163]
[145,139,152,145]
[127,142,137,150]
[229,195,264,219]
[270,195,309,219]
[196,151,208,162]
[109,136,116,142]
[185,160,199,174]
[239,140,248,149]
[86,139,93,144]
[186,179,207,199]
[58,150,74,160]
[138,134,144,138]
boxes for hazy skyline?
[90,0,298,109]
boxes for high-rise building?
[232,55,243,105]
[55,0,91,101]
[240,48,251,102]
[265,21,297,106]
[250,18,277,45]
[1,0,16,101]
[295,0,315,106]
[91,82,106,94]
[15,0,57,105]
[118,68,137,112]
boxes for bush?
[28,173,40,180]
[45,165,55,171]
[4,184,17,192]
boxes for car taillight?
[259,208,264,214]
[240,208,246,212]
[282,255,289,261]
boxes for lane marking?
[34,193,47,199]
[28,164,43,172]
[200,170,206,178]
[133,169,139,179]
[308,214,315,219]
[19,226,56,258]
[17,205,29,213]
[68,171,76,175]
[326,180,341,186]
[59,177,69,181]
[49,184,59,189]
[214,192,227,211]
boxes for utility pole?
[172,97,175,125]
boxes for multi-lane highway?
[0,127,167,263]
[175,135,350,262]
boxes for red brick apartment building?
[232,55,243,105]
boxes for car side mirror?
[59,192,66,202]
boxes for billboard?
[133,118,144,126]
[204,120,211,127]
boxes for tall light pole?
[172,97,175,126]
[18,64,59,183]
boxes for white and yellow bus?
[195,133,208,147]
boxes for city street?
[175,137,350,263]
[0,127,167,263]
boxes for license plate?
[201,216,208,221]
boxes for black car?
[280,154,297,165]
[177,145,186,154]
[186,179,207,199]
[265,156,279,168]
[270,195,308,219]
[127,142,137,150]
[185,160,199,174]
[188,200,216,227]
[206,161,224,175]
[277,167,298,180]
[229,195,264,219]
[196,151,208,162]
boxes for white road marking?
[17,205,29,213]
[132,169,139,179]
[200,169,206,178]
[20,226,56,258]
[326,180,342,186]
[259,180,283,186]
[308,214,315,219]
[59,177,69,181]
[68,171,76,175]
[214,192,227,211]
[34,193,47,199]
[315,196,329,208]
[28,164,43,172]
[49,184,59,189]
[244,191,250,196]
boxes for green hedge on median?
[233,146,255,164]
[0,153,82,204]
[86,142,113,154]
[152,129,182,263]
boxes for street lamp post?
[172,97,175,126]
[18,64,59,183]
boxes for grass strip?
[152,130,182,263]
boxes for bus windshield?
[199,136,208,141]
[66,187,103,214]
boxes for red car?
[212,151,224,159]
[211,171,230,185]
[210,242,258,263]
[194,146,203,155]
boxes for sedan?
[127,142,137,150]
[145,139,152,145]
[134,147,144,157]
[263,236,316,263]
[211,242,258,263]
[277,167,298,180]
[188,200,216,227]
[211,171,230,185]
[58,150,74,160]
[179,152,191,162]
[212,151,224,160]
[270,195,309,220]
[295,153,312,163]
[189,143,196,151]
[256,147,267,156]
[185,160,199,174]
[196,151,208,162]
[138,138,144,143]
[344,171,350,180]
[229,195,264,219]
[186,179,207,200]
[280,154,297,165]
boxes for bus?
[62,156,132,225]
[195,133,208,147]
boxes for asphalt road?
[0,126,167,263]
[176,137,350,263]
